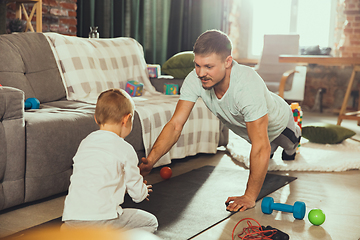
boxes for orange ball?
[160,167,172,180]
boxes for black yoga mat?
[122,165,297,240]
[7,166,296,240]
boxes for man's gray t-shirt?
[179,61,290,143]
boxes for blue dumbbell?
[25,98,40,110]
[261,197,306,220]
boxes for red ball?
[160,167,172,180]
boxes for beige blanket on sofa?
[44,32,157,101]
[45,33,220,166]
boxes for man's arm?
[225,114,271,212]
[139,99,195,176]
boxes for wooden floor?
[0,111,359,239]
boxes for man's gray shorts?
[270,109,301,156]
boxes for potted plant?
[7,18,26,33]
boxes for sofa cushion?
[24,103,98,202]
[302,123,356,144]
[0,33,66,103]
[162,51,195,79]
[45,33,157,102]
[41,100,144,152]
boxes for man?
[139,30,301,212]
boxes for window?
[249,0,336,58]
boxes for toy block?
[125,80,143,97]
[147,64,161,78]
[291,102,303,129]
[164,83,178,95]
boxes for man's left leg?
[270,110,301,160]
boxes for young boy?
[62,88,158,233]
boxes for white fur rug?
[226,133,360,172]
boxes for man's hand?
[138,100,194,177]
[224,114,269,213]
[139,157,154,176]
[225,195,256,212]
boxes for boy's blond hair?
[95,88,134,125]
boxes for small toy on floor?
[308,209,326,226]
[291,102,303,130]
[160,166,172,180]
[291,102,302,153]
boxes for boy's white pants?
[62,208,158,233]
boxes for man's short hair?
[193,29,232,60]
[95,88,134,125]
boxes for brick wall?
[302,0,360,112]
[339,0,360,57]
[6,0,77,35]
[302,65,356,112]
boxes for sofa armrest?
[0,86,24,121]
[0,86,26,210]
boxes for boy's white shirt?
[62,130,147,221]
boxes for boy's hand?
[145,184,153,201]
[139,157,154,176]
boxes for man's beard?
[202,83,215,90]
[200,76,224,90]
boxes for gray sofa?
[0,33,228,211]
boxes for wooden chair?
[255,34,307,101]
[8,0,42,32]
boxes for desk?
[8,0,42,32]
[279,55,360,126]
